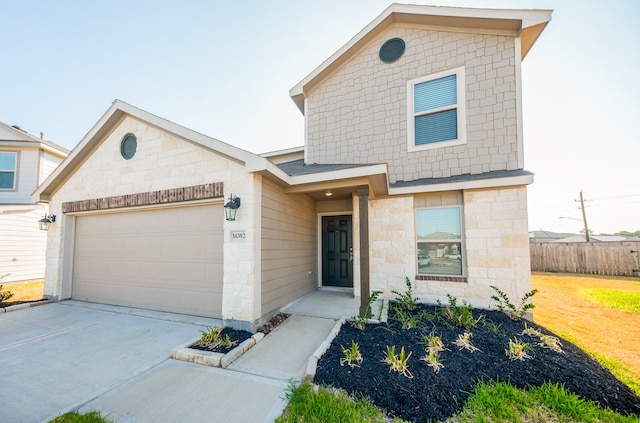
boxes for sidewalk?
[1,293,350,423]
[79,313,338,423]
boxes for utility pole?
[577,190,590,242]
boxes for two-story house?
[1,122,68,283]
[34,4,551,330]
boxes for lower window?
[416,207,463,276]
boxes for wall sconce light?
[224,194,241,221]
[38,214,56,231]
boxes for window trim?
[415,205,466,278]
[407,66,466,152]
[0,151,18,191]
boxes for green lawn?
[580,288,640,313]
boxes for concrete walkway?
[0,296,340,423]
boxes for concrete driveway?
[0,297,337,423]
[0,301,268,423]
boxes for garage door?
[72,204,223,318]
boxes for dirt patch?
[532,273,640,386]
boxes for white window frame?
[407,66,466,152]
[415,205,465,277]
[0,151,17,190]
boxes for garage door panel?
[72,205,223,318]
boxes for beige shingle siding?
[305,26,518,184]
[260,178,317,317]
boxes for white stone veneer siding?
[368,186,531,309]
[44,116,260,324]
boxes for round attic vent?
[120,133,137,160]
[379,38,405,63]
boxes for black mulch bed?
[314,303,640,422]
[189,328,253,354]
[189,313,290,354]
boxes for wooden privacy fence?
[530,241,640,277]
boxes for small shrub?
[416,309,436,324]
[453,332,480,353]
[340,340,363,368]
[421,349,444,374]
[350,290,382,330]
[506,337,531,361]
[393,306,418,330]
[438,294,482,329]
[195,325,237,350]
[392,277,418,311]
[0,284,14,303]
[491,285,538,321]
[539,334,564,353]
[521,323,543,338]
[379,322,399,335]
[382,345,413,379]
[482,318,507,337]
[421,333,446,355]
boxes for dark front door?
[322,215,353,287]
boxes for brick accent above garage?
[62,182,224,213]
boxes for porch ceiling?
[283,173,388,201]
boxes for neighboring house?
[34,4,551,330]
[529,230,578,243]
[553,235,629,243]
[0,122,69,283]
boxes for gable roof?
[290,3,552,113]
[34,99,266,202]
[0,121,69,157]
[33,100,394,203]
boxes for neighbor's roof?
[0,121,69,157]
[290,3,552,113]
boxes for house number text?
[231,231,246,242]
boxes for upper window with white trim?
[0,152,17,190]
[407,67,466,152]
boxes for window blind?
[414,74,457,113]
[415,109,457,145]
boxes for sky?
[1,0,638,235]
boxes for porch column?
[357,185,370,317]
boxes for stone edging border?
[304,298,389,380]
[305,318,345,379]
[0,300,54,313]
[171,332,265,368]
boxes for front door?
[322,215,353,287]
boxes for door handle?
[349,247,353,262]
